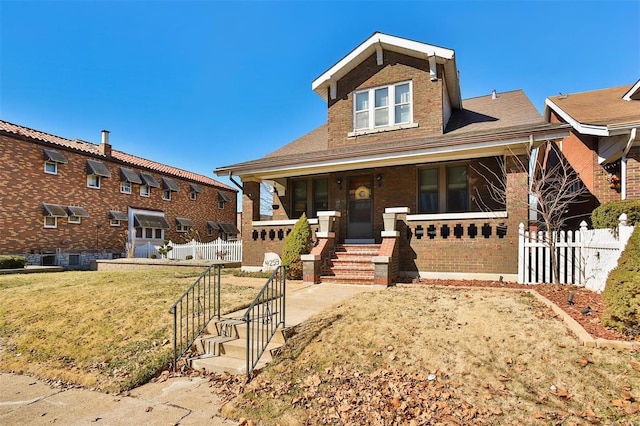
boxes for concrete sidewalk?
[0,282,381,425]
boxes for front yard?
[0,268,259,392]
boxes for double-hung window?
[354,81,412,131]
[418,164,469,214]
[291,177,329,219]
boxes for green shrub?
[156,240,173,259]
[0,255,27,269]
[602,225,640,335]
[185,255,193,260]
[592,199,640,229]
[281,214,312,280]
[149,253,157,259]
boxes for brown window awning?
[120,167,142,184]
[43,149,68,164]
[175,217,194,227]
[43,203,68,217]
[190,183,203,193]
[140,172,160,188]
[218,191,231,203]
[162,177,180,192]
[87,159,112,177]
[109,210,128,221]
[67,206,90,217]
[219,222,239,234]
[133,214,170,229]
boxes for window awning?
[190,183,203,193]
[120,167,142,184]
[162,177,180,192]
[218,191,231,202]
[87,159,112,177]
[176,217,194,227]
[109,210,128,221]
[207,221,220,230]
[43,203,68,217]
[219,222,239,234]
[67,206,90,217]
[140,172,160,188]
[43,149,68,164]
[133,214,170,229]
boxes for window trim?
[190,191,197,201]
[352,80,413,133]
[44,161,58,175]
[44,216,57,228]
[110,219,121,227]
[68,215,81,224]
[120,181,132,194]
[87,174,101,189]
[140,184,150,197]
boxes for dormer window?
[354,81,412,132]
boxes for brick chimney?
[99,130,111,156]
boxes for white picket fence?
[133,238,242,262]
[518,214,634,292]
[167,238,242,262]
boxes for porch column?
[242,179,261,266]
[375,207,409,285]
[302,211,341,284]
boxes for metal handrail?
[242,265,287,378]
[168,264,221,370]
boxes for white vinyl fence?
[133,238,242,262]
[518,214,634,292]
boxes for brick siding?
[0,134,236,256]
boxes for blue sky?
[1,0,638,197]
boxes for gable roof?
[216,90,568,180]
[312,32,461,109]
[0,119,236,191]
[544,83,640,136]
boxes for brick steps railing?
[320,244,380,285]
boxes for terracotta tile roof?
[217,89,562,175]
[547,84,640,127]
[0,119,235,191]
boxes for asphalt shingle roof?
[547,84,640,127]
[0,119,236,191]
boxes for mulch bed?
[410,279,634,342]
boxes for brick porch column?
[301,211,341,284]
[374,207,408,286]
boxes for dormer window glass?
[354,81,412,131]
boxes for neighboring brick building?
[544,83,640,226]
[0,120,238,268]
[216,33,568,284]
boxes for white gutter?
[621,127,638,200]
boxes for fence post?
[518,223,525,283]
[192,239,197,259]
[578,221,588,286]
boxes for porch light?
[376,174,383,187]
[336,177,343,190]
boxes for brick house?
[216,33,568,284]
[543,82,640,227]
[0,120,238,268]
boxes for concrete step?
[320,275,376,285]
[190,354,267,375]
[220,339,282,362]
[195,334,237,355]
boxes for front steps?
[189,318,285,375]
[320,244,380,284]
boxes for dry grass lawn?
[223,286,640,425]
[0,268,259,392]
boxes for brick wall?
[0,134,237,256]
[627,145,640,199]
[327,51,443,148]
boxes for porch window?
[291,177,329,219]
[418,164,469,213]
[354,81,412,131]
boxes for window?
[110,219,121,226]
[161,177,179,201]
[132,213,169,241]
[140,185,150,197]
[44,216,57,228]
[218,191,231,209]
[68,216,81,224]
[418,164,469,213]
[66,206,89,224]
[207,221,219,237]
[219,222,239,241]
[43,149,67,174]
[291,177,328,219]
[109,210,128,227]
[190,192,197,201]
[175,218,194,233]
[45,161,58,174]
[87,174,101,189]
[354,81,412,131]
[190,183,202,201]
[162,190,172,201]
[43,203,68,228]
[120,181,132,194]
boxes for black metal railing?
[243,265,287,377]
[168,264,221,370]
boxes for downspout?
[227,172,244,191]
[621,128,638,200]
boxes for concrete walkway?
[0,281,382,425]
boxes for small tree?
[156,240,173,259]
[475,142,590,284]
[281,213,312,280]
